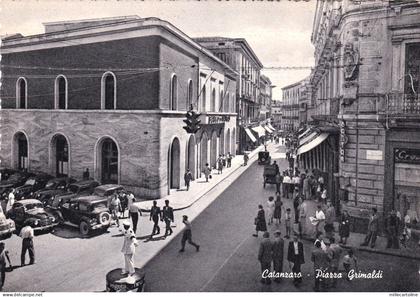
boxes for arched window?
[170,74,178,110]
[210,88,216,112]
[55,75,68,109]
[101,72,116,110]
[16,77,27,109]
[201,85,206,112]
[187,80,193,110]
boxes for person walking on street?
[275,173,283,194]
[385,210,400,249]
[273,194,283,225]
[314,204,326,237]
[314,231,327,252]
[6,189,15,213]
[184,169,193,191]
[203,163,211,182]
[327,237,343,288]
[258,231,273,285]
[217,155,224,174]
[311,240,330,292]
[0,242,12,291]
[303,174,310,200]
[120,221,138,276]
[179,215,200,252]
[272,230,284,283]
[83,168,90,180]
[20,224,35,266]
[361,208,379,248]
[149,200,162,237]
[324,202,336,240]
[285,208,292,239]
[110,193,122,227]
[298,198,307,236]
[162,200,174,237]
[227,152,232,168]
[222,154,226,167]
[287,234,305,286]
[283,173,292,199]
[243,153,249,166]
[339,210,350,244]
[128,194,142,234]
[253,205,267,237]
[267,196,275,225]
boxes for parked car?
[46,180,100,209]
[0,172,34,199]
[14,172,54,200]
[93,184,130,213]
[0,168,18,182]
[6,199,60,232]
[58,196,111,236]
[32,176,77,203]
[0,213,16,239]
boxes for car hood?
[26,209,54,219]
[15,185,32,192]
[34,189,64,196]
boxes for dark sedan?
[46,180,100,209]
[14,173,54,200]
[32,177,77,203]
[0,172,33,199]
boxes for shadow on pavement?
[51,225,110,239]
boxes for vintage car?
[263,164,278,188]
[0,168,18,182]
[0,172,34,199]
[58,196,111,236]
[13,172,54,200]
[7,199,59,232]
[258,151,271,165]
[0,213,16,239]
[32,177,77,203]
[46,180,100,209]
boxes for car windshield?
[68,185,79,193]
[24,179,36,186]
[91,202,107,212]
[45,181,57,189]
[94,188,106,196]
[25,203,43,211]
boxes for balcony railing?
[387,93,420,115]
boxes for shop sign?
[208,115,230,124]
[394,148,420,164]
[366,150,383,161]
[339,121,348,162]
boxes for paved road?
[143,144,420,292]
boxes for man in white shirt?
[315,204,325,236]
[120,221,138,276]
[6,189,15,213]
[20,224,35,266]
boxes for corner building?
[0,16,237,199]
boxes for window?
[101,72,116,110]
[220,90,224,112]
[405,42,420,96]
[55,75,67,109]
[211,88,216,112]
[16,77,27,109]
[170,74,178,110]
[187,80,193,110]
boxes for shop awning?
[298,127,312,139]
[297,133,329,155]
[263,125,274,133]
[267,123,276,131]
[299,131,318,146]
[245,128,257,143]
[251,126,266,137]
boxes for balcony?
[387,93,420,117]
[309,97,340,123]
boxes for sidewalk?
[135,144,265,211]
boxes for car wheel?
[79,221,90,236]
[99,212,111,225]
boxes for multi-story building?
[271,100,283,131]
[0,16,237,199]
[193,37,264,153]
[281,78,310,132]
[259,75,273,120]
[302,0,420,232]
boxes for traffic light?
[183,109,201,134]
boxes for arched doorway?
[210,131,218,168]
[225,129,231,155]
[96,137,119,184]
[187,135,195,180]
[169,138,180,189]
[200,132,208,173]
[13,132,28,170]
[50,134,69,177]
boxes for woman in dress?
[253,204,267,237]
[267,196,275,225]
[273,193,283,225]
[339,210,351,244]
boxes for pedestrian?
[343,249,358,281]
[267,196,275,225]
[272,161,279,175]
[285,208,292,239]
[184,169,193,191]
[128,194,142,234]
[326,237,343,288]
[109,193,121,227]
[222,154,226,167]
[162,200,174,237]
[0,242,12,291]
[311,240,330,292]
[283,173,292,199]
[6,189,15,213]
[287,234,305,286]
[314,231,327,252]
[321,189,327,204]
[303,175,310,200]
[149,200,161,237]
[203,163,211,182]
[314,204,325,237]
[83,168,90,180]
[292,173,300,193]
[243,153,249,166]
[324,202,336,240]
[339,210,350,244]
[20,223,35,266]
[253,204,267,237]
[179,215,200,252]
[275,173,283,194]
[385,210,400,249]
[120,221,138,276]
[293,194,301,224]
[273,194,283,225]
[217,155,223,174]
[118,191,129,219]
[272,230,284,283]
[401,214,411,248]
[298,198,307,236]
[227,152,232,168]
[258,231,273,285]
[360,207,379,248]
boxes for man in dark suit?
[287,234,305,286]
[162,200,174,237]
[258,231,273,284]
[311,240,330,291]
[149,200,162,238]
[361,208,379,248]
[272,230,284,283]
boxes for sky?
[0,0,316,100]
